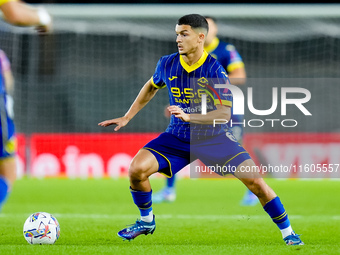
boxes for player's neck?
[204,37,218,48]
[182,49,204,66]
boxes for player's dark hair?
[204,16,217,23]
[177,14,209,33]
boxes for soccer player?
[152,16,258,206]
[0,0,52,32]
[0,1,51,211]
[99,14,303,245]
[0,49,16,211]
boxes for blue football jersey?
[204,37,244,74]
[0,50,15,158]
[205,38,245,140]
[151,51,232,141]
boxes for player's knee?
[128,159,149,182]
[0,157,17,185]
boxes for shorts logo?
[226,132,237,142]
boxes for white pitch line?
[1,213,340,220]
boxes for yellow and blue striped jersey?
[204,37,244,74]
[0,49,15,158]
[151,51,232,141]
[205,37,245,137]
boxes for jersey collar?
[204,37,219,54]
[179,50,208,73]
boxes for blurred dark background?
[2,15,340,134]
[2,4,340,135]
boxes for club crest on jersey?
[197,77,208,88]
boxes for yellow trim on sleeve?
[0,0,16,6]
[204,37,220,54]
[180,51,208,73]
[150,77,166,89]
[227,62,245,73]
[214,99,232,107]
[143,147,173,178]
[4,137,16,155]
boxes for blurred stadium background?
[1,4,340,178]
[1,4,340,254]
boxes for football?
[23,212,60,245]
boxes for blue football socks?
[264,196,291,230]
[0,176,9,210]
[264,196,294,238]
[166,176,176,188]
[130,187,153,222]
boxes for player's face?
[175,24,203,55]
[205,18,218,46]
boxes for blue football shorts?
[143,131,251,178]
[228,114,244,143]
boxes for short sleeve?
[225,44,244,73]
[212,66,232,107]
[150,57,166,89]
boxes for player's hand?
[167,105,190,122]
[163,104,171,118]
[35,23,52,34]
[36,7,52,34]
[98,116,129,131]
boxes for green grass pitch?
[0,178,339,255]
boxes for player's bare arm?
[0,1,52,32]
[228,67,246,85]
[98,79,159,131]
[168,104,230,124]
